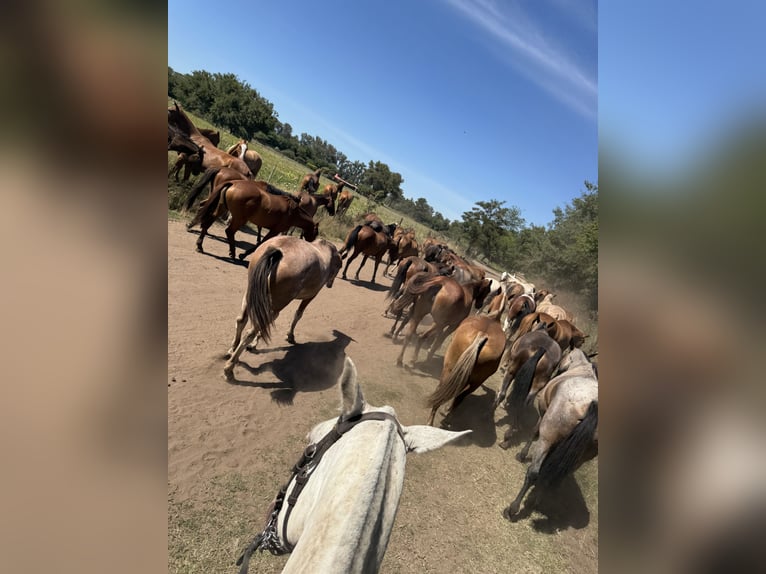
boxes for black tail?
[538,401,598,488]
[507,347,546,413]
[388,258,413,300]
[193,182,232,229]
[509,305,533,334]
[340,225,362,259]
[183,166,221,211]
[246,247,283,344]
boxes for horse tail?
[427,333,488,409]
[405,273,441,296]
[507,347,546,413]
[340,225,363,259]
[246,247,283,344]
[538,401,598,488]
[183,166,221,211]
[388,258,413,300]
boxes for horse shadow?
[230,330,354,404]
[437,387,498,448]
[506,474,591,531]
[347,278,389,292]
[495,406,540,448]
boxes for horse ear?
[401,426,471,454]
[339,356,364,417]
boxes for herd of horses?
[169,103,598,574]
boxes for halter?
[236,411,407,574]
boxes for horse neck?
[280,426,405,573]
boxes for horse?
[225,139,263,178]
[193,180,318,260]
[222,235,342,380]
[545,319,587,352]
[512,311,557,341]
[299,168,323,194]
[392,273,493,367]
[503,293,537,334]
[184,166,246,218]
[535,293,574,322]
[235,357,470,574]
[339,221,397,284]
[336,187,354,216]
[384,228,419,276]
[426,298,507,426]
[503,348,598,519]
[168,102,253,178]
[492,330,562,446]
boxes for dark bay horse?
[193,180,318,260]
[503,348,598,519]
[493,330,562,445]
[339,221,397,283]
[223,236,342,379]
[168,102,252,178]
[393,274,493,367]
[426,299,507,426]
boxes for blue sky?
[168,0,597,226]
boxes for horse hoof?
[515,452,528,462]
[245,344,256,352]
[286,335,296,344]
[223,368,234,381]
[498,440,512,450]
[395,359,403,367]
[502,506,517,521]
[196,247,203,253]
[223,351,232,360]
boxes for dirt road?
[168,219,597,573]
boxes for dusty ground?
[168,218,598,574]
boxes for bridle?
[236,411,407,574]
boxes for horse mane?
[264,183,298,200]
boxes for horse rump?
[388,258,414,300]
[506,347,546,412]
[427,332,489,411]
[246,247,284,343]
[537,401,598,489]
[340,224,363,259]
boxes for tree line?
[168,67,597,313]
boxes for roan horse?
[223,235,342,380]
[503,348,598,519]
[193,180,319,260]
[235,356,470,574]
[426,298,507,426]
[339,221,397,284]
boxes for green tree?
[459,200,524,262]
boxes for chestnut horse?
[193,180,318,260]
[299,168,323,194]
[503,348,598,519]
[426,297,507,426]
[225,139,263,178]
[339,221,397,283]
[335,186,354,216]
[392,273,493,367]
[183,166,246,217]
[168,102,252,178]
[223,236,342,380]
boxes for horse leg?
[355,255,369,281]
[504,467,537,519]
[286,297,314,344]
[426,325,454,361]
[370,256,382,284]
[412,323,441,366]
[427,406,439,427]
[516,419,541,462]
[493,365,516,411]
[223,326,259,380]
[224,295,248,359]
[342,250,359,279]
[225,223,240,260]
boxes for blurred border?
[0,2,168,573]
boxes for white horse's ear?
[339,357,364,417]
[402,426,471,454]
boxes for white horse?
[503,348,598,518]
[535,293,574,322]
[237,357,470,574]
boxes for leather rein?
[236,411,407,574]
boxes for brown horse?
[222,235,342,379]
[545,319,587,352]
[385,228,419,276]
[512,311,557,341]
[299,168,323,194]
[504,293,537,334]
[426,299,507,426]
[225,139,263,178]
[339,221,397,283]
[503,348,598,519]
[336,187,354,216]
[493,330,562,446]
[193,180,318,260]
[183,166,247,217]
[168,102,252,178]
[393,274,493,367]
